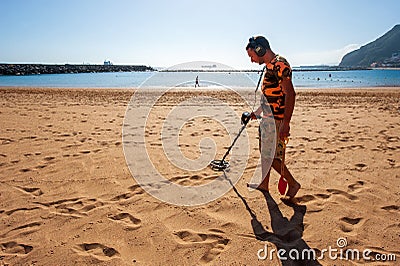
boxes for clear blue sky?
[1,0,399,68]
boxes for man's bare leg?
[254,172,270,192]
[272,159,301,198]
[255,156,272,191]
[248,157,271,191]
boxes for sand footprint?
[339,217,365,234]
[1,221,42,238]
[381,205,399,212]
[0,241,33,255]
[299,182,364,212]
[109,184,144,202]
[169,175,191,186]
[107,212,141,230]
[173,229,229,264]
[4,206,41,216]
[74,243,119,261]
[347,180,366,192]
[326,189,358,201]
[169,173,215,186]
[35,197,104,218]
[354,163,368,172]
[296,193,331,213]
[16,186,44,196]
[0,138,14,145]
[315,193,331,199]
[56,198,104,217]
[296,194,316,203]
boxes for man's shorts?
[258,118,284,161]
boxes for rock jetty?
[0,64,154,75]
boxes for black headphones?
[249,37,266,57]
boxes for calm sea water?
[0,69,399,89]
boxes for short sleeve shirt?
[261,55,292,120]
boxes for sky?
[0,0,399,69]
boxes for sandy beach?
[0,87,399,265]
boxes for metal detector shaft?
[218,123,247,166]
[219,66,265,166]
[211,67,265,171]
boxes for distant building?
[382,51,400,65]
[201,64,217,68]
[370,62,378,67]
[390,52,400,60]
[104,60,113,65]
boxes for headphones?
[249,37,266,57]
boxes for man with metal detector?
[245,36,301,199]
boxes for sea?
[0,69,399,89]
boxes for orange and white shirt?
[260,55,292,120]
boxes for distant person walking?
[195,76,200,88]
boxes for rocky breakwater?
[0,64,154,75]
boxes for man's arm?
[253,105,262,117]
[280,78,296,139]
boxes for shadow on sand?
[224,172,321,265]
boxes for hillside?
[339,24,400,67]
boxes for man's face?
[247,48,263,65]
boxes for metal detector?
[209,67,265,171]
[209,112,252,171]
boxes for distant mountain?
[339,24,400,67]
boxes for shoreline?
[1,85,400,91]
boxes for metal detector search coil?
[209,159,230,171]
